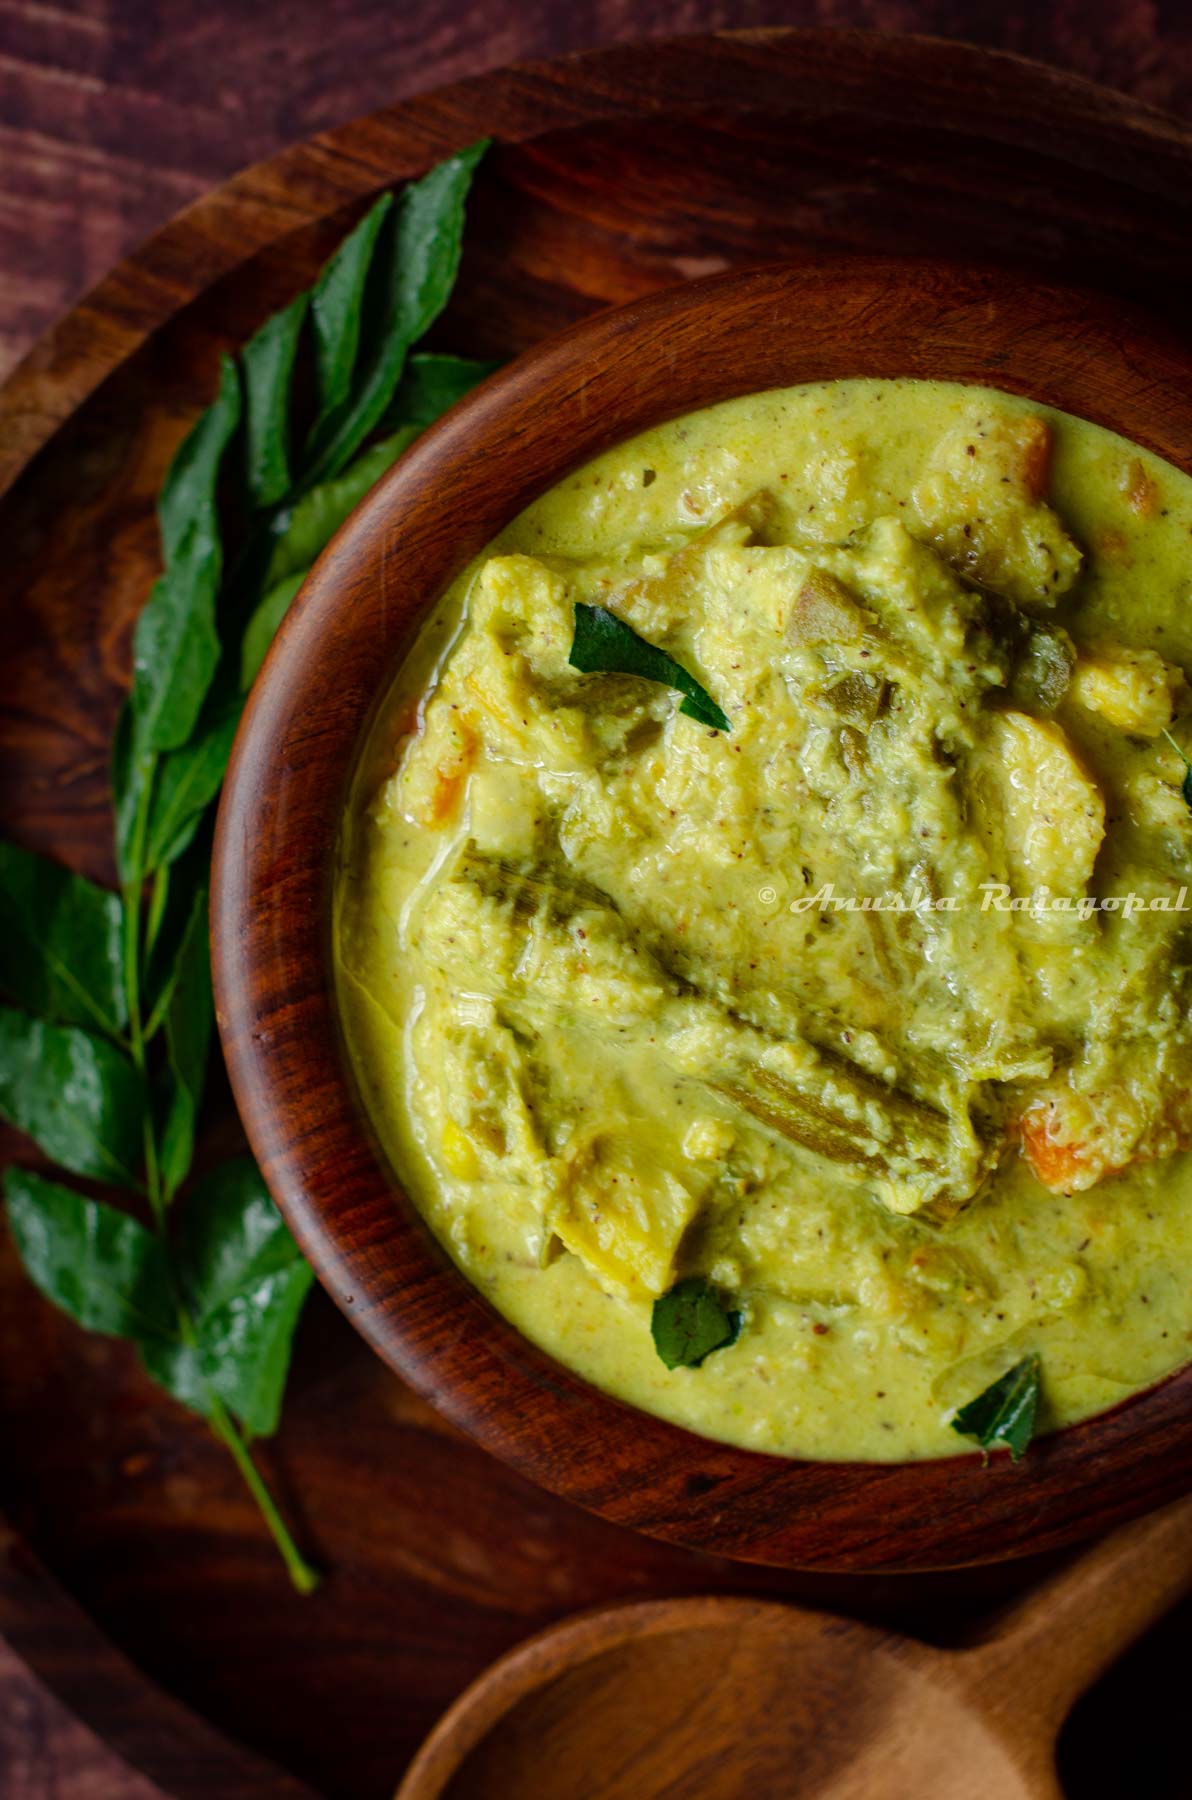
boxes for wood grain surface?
[3,11,1192,1800]
[0,1520,320,1800]
[5,0,1192,385]
[396,1494,1192,1799]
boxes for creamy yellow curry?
[335,379,1192,1460]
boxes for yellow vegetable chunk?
[397,705,478,827]
[789,568,868,645]
[1070,644,1182,738]
[441,1118,481,1180]
[551,1134,700,1299]
[912,411,1082,607]
[988,711,1105,892]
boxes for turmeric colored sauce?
[336,380,1192,1460]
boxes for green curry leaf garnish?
[0,146,493,1591]
[1161,728,1192,813]
[0,1007,145,1185]
[651,1276,742,1369]
[951,1353,1042,1462]
[0,843,128,1040]
[569,604,731,732]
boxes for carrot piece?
[1020,1097,1117,1194]
[427,721,478,824]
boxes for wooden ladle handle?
[961,1488,1192,1728]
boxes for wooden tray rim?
[6,25,1192,503]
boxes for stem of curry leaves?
[6,152,491,1592]
[121,765,163,1218]
[121,773,318,1589]
[205,1387,319,1594]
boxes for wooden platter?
[4,28,1192,1798]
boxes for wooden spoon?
[397,1490,1192,1799]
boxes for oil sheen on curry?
[336,379,1192,1461]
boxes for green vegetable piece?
[651,1276,741,1369]
[241,292,309,510]
[1161,728,1192,814]
[5,1170,174,1340]
[155,887,213,1201]
[713,1059,959,1206]
[142,1159,316,1436]
[569,604,731,733]
[0,1007,144,1184]
[131,354,242,756]
[1008,624,1075,716]
[822,671,887,726]
[951,1353,1042,1462]
[142,699,241,873]
[0,843,126,1039]
[300,140,489,486]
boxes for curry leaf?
[651,1276,742,1370]
[308,193,394,434]
[111,703,153,885]
[142,700,241,873]
[951,1353,1042,1462]
[381,350,500,431]
[261,425,420,593]
[4,1170,174,1340]
[155,888,213,1202]
[6,1165,312,1443]
[157,352,243,562]
[300,140,488,486]
[131,355,241,755]
[239,572,306,691]
[0,844,126,1039]
[570,604,731,732]
[241,293,309,511]
[240,351,495,689]
[132,527,222,755]
[0,1008,144,1183]
[142,828,211,1025]
[241,426,424,691]
[141,1159,315,1436]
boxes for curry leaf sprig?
[569,604,731,732]
[0,143,495,1589]
[951,1353,1042,1462]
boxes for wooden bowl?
[212,257,1192,1571]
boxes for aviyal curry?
[335,380,1192,1460]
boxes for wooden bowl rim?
[213,256,1192,1571]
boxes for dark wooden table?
[6,0,1192,384]
[4,6,1192,1799]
